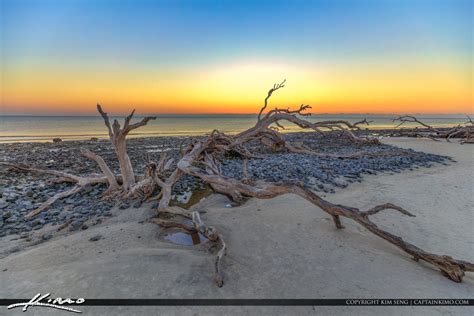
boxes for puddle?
[164,231,207,246]
[170,185,213,209]
[162,186,213,246]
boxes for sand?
[0,138,473,315]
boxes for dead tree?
[97,105,156,190]
[147,82,473,286]
[393,115,474,143]
[1,82,473,287]
[1,106,158,218]
[149,130,473,286]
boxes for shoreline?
[0,126,466,144]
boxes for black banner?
[1,299,473,306]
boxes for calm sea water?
[0,114,470,143]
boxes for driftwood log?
[393,115,474,143]
[1,81,472,287]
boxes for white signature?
[7,293,85,313]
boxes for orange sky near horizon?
[1,59,472,115]
[2,0,473,116]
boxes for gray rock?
[41,234,53,241]
[89,235,102,241]
[69,220,84,231]
[119,202,129,210]
[133,201,142,208]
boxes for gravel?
[0,132,452,238]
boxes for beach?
[0,114,469,143]
[0,137,472,315]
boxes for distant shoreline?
[0,127,459,144]
[1,114,469,143]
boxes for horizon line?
[0,112,473,117]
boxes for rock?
[26,190,34,197]
[32,219,45,226]
[83,184,93,194]
[5,194,18,202]
[2,211,12,219]
[9,246,21,253]
[133,201,142,208]
[20,200,33,208]
[0,202,9,209]
[65,198,77,204]
[69,220,84,231]
[332,178,348,188]
[81,224,89,230]
[89,235,102,242]
[119,203,129,210]
[5,216,18,224]
[41,234,53,241]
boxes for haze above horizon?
[1,0,472,115]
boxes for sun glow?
[1,0,472,115]
[1,59,471,115]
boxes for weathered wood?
[393,115,474,143]
[81,150,119,189]
[171,138,473,284]
[26,185,83,219]
[97,104,156,190]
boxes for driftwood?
[0,162,110,219]
[152,134,473,285]
[1,81,472,287]
[145,82,473,285]
[1,106,160,218]
[97,105,157,190]
[393,115,474,144]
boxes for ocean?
[0,114,470,143]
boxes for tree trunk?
[114,137,135,190]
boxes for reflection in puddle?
[164,231,207,246]
[163,186,212,246]
[170,185,213,209]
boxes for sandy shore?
[0,138,472,315]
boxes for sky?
[0,0,472,115]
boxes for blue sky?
[1,0,472,114]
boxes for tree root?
[149,210,226,287]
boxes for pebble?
[69,220,85,231]
[89,235,102,242]
[41,234,53,241]
[0,132,452,238]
